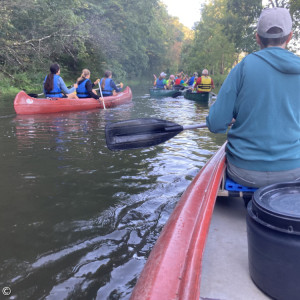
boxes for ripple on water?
[0,89,226,299]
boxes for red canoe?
[14,86,132,115]
[130,143,226,300]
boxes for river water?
[0,86,225,300]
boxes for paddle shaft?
[95,84,121,91]
[182,123,207,130]
[98,82,106,109]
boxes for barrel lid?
[251,181,300,234]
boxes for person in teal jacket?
[206,7,300,188]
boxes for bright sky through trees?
[162,0,270,29]
[161,0,204,28]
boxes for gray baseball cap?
[257,8,292,38]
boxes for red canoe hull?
[130,143,226,300]
[14,86,132,115]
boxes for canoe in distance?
[14,86,132,115]
[184,90,211,102]
[149,88,182,98]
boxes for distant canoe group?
[149,87,212,102]
[13,65,216,115]
[150,69,215,102]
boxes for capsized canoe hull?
[130,143,227,300]
[184,91,211,102]
[14,86,132,115]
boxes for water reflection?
[0,88,226,299]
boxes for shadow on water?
[0,86,225,299]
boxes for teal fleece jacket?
[206,47,300,172]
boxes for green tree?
[181,0,236,86]
[224,0,262,53]
[0,0,188,90]
[0,0,87,75]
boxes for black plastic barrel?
[247,181,300,300]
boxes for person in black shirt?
[76,69,101,99]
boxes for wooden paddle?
[105,118,207,151]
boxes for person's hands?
[73,83,78,89]
[153,74,157,79]
[94,79,100,84]
[120,82,124,89]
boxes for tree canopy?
[0,0,188,89]
[0,0,299,92]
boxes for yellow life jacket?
[197,76,212,92]
[166,79,174,86]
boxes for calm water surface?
[0,86,225,299]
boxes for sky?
[161,0,204,29]
[161,1,270,29]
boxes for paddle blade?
[105,118,183,150]
[171,91,183,98]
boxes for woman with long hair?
[43,63,78,99]
[100,70,123,96]
[76,69,100,99]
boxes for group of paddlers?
[43,63,123,100]
[153,69,215,93]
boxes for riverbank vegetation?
[0,0,299,95]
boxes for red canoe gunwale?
[14,86,132,115]
[130,143,226,300]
